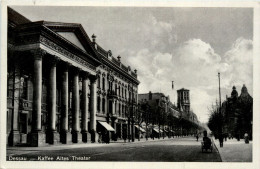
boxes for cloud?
[221,38,253,94]
[126,37,253,123]
[137,15,177,52]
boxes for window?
[102,77,105,90]
[115,84,117,94]
[102,98,105,113]
[97,96,101,112]
[119,103,121,116]
[115,102,117,115]
[122,105,124,117]
[21,77,28,100]
[109,81,112,91]
[97,76,100,88]
[118,86,120,97]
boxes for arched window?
[102,98,105,113]
[102,77,105,90]
[119,103,121,116]
[122,105,124,118]
[97,96,101,112]
[118,86,121,97]
[97,76,100,88]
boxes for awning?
[98,121,115,131]
[163,129,169,132]
[153,128,159,133]
[135,125,146,133]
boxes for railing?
[131,71,137,78]
[97,45,108,57]
[107,89,118,99]
[96,45,138,79]
[111,57,120,66]
[121,64,128,72]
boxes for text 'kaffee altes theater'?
[7,7,139,147]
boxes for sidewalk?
[7,137,174,156]
[212,138,252,162]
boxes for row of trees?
[134,99,202,140]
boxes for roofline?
[177,88,189,91]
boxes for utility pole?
[218,72,222,135]
[218,72,221,111]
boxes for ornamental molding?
[40,36,96,71]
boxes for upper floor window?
[119,103,121,116]
[97,76,100,88]
[102,77,105,90]
[102,98,105,113]
[21,77,28,100]
[97,96,101,112]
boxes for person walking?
[123,130,127,143]
[244,132,249,144]
[196,134,199,142]
[219,133,224,147]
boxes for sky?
[11,6,253,122]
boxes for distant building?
[222,85,253,139]
[177,88,190,113]
[138,90,202,137]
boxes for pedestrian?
[219,133,224,147]
[105,131,110,144]
[196,134,199,142]
[123,131,127,143]
[244,132,249,144]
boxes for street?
[7,137,221,162]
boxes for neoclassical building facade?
[7,7,139,147]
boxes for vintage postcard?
[0,1,260,169]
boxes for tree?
[134,103,144,141]
[207,104,223,138]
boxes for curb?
[212,138,223,162]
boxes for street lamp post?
[218,72,223,136]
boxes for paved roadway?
[7,137,221,162]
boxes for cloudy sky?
[12,6,253,122]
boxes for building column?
[89,75,97,143]
[71,67,81,143]
[81,72,90,143]
[8,62,21,146]
[28,49,46,147]
[60,62,71,144]
[47,56,60,144]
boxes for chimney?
[134,69,137,74]
[92,34,96,43]
[117,55,121,62]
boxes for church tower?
[177,88,190,113]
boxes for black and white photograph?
[1,1,260,169]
